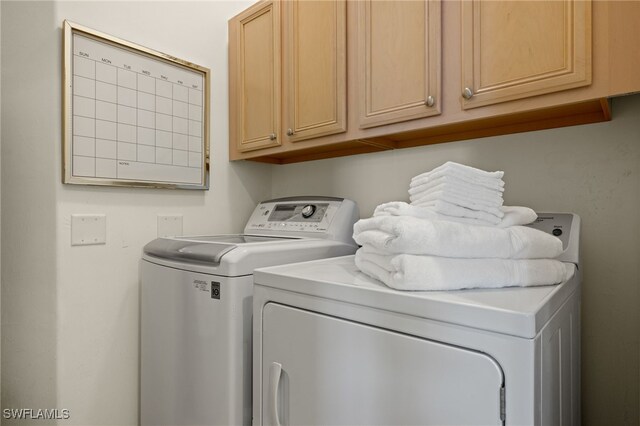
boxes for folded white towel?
[413,161,504,180]
[354,247,575,291]
[411,173,505,193]
[409,180,504,205]
[353,215,563,259]
[410,190,502,211]
[411,199,504,223]
[411,162,505,191]
[373,202,537,228]
[412,197,505,219]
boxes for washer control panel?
[244,197,359,244]
[246,200,337,233]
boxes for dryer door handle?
[269,362,283,426]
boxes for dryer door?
[261,303,505,426]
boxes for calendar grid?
[66,24,207,188]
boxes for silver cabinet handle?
[462,87,474,99]
[287,128,294,136]
[269,362,283,426]
[269,133,277,141]
[426,96,435,107]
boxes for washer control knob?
[552,228,563,237]
[301,204,316,218]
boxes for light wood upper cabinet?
[229,0,346,154]
[229,0,637,164]
[358,0,441,128]
[283,0,347,142]
[229,0,281,152]
[461,0,592,109]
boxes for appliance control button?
[301,204,316,218]
[552,228,563,236]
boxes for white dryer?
[253,213,580,426]
[140,197,359,426]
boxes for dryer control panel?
[526,213,580,266]
[244,197,359,245]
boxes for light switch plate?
[157,214,183,237]
[71,214,106,246]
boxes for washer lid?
[143,234,298,264]
[254,255,580,339]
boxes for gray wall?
[0,0,2,401]
[272,94,640,425]
[1,2,59,417]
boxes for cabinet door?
[461,0,591,109]
[283,0,347,142]
[261,303,504,426]
[230,0,281,152]
[358,0,441,129]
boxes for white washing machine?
[252,213,580,426]
[140,196,359,426]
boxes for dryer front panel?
[261,303,505,426]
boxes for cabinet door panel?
[231,1,281,152]
[461,0,591,109]
[284,0,346,142]
[358,0,441,128]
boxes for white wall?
[1,1,270,425]
[272,94,640,425]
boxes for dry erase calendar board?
[63,21,210,189]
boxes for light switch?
[157,214,183,237]
[71,214,106,246]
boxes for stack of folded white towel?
[409,161,506,225]
[353,162,574,291]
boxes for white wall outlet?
[157,214,183,237]
[71,214,107,246]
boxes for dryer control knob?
[301,205,316,218]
